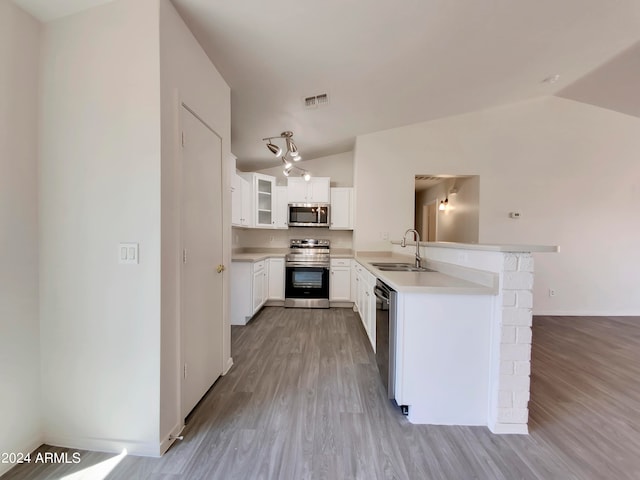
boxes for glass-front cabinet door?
[255,174,275,228]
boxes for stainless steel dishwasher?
[374,279,397,400]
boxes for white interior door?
[180,104,223,419]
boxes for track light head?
[266,142,282,156]
[286,138,298,155]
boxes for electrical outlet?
[548,288,556,297]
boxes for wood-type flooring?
[3,309,639,479]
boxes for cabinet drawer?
[331,258,351,267]
[253,260,265,272]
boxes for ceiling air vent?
[303,93,330,109]
[415,175,441,181]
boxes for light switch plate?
[119,243,139,264]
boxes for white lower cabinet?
[365,271,376,348]
[330,258,351,301]
[353,261,376,350]
[268,258,285,300]
[252,260,267,312]
[231,259,267,325]
[232,257,285,325]
[394,292,493,425]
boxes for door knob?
[216,264,225,273]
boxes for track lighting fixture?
[262,131,310,180]
[439,198,449,211]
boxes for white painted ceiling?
[558,40,640,119]
[12,0,640,171]
[12,0,113,22]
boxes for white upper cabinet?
[330,187,353,230]
[240,177,251,227]
[231,172,242,226]
[274,186,289,229]
[231,172,251,227]
[239,172,276,228]
[287,177,330,203]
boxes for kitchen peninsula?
[232,240,556,434]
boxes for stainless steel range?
[284,239,330,308]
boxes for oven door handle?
[286,262,330,268]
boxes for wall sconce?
[439,198,449,211]
[262,131,310,180]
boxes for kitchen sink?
[370,262,413,267]
[370,262,436,273]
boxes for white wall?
[354,96,640,315]
[39,0,163,454]
[0,1,42,474]
[256,151,354,186]
[159,0,231,445]
[234,228,353,250]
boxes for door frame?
[424,199,439,242]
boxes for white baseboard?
[533,310,640,316]
[264,300,284,307]
[0,434,43,477]
[223,357,234,375]
[330,301,354,308]
[489,422,529,435]
[44,433,162,457]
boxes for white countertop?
[231,249,497,295]
[232,252,287,262]
[355,254,498,295]
[391,240,558,253]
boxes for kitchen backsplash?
[233,228,353,249]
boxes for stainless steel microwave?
[288,203,330,227]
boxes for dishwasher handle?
[373,286,390,304]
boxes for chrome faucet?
[401,229,422,268]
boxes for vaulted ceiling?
[13,0,640,170]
